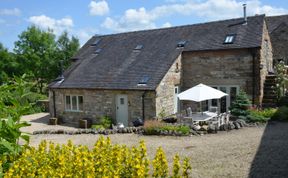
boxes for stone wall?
[182,49,255,103]
[155,54,182,117]
[269,22,288,64]
[49,89,156,126]
[258,21,274,104]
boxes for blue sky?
[1,0,288,50]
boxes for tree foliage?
[275,61,288,99]
[12,26,79,93]
[0,75,32,156]
[229,90,251,117]
[0,44,19,84]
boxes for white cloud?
[74,28,99,46]
[101,8,156,32]
[89,0,109,16]
[0,8,21,16]
[28,15,73,35]
[162,22,172,28]
[101,0,288,32]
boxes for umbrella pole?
[200,101,203,115]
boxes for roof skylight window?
[177,40,187,48]
[224,34,236,44]
[94,48,102,54]
[91,38,101,46]
[134,45,143,50]
[138,76,150,86]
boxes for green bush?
[247,112,269,123]
[91,124,105,130]
[98,116,113,129]
[230,91,251,117]
[143,120,190,135]
[246,108,277,123]
[278,96,288,107]
[271,106,288,121]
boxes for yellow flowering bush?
[2,137,191,177]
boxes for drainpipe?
[141,91,147,121]
[53,90,57,117]
[251,49,256,105]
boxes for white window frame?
[174,86,180,114]
[65,95,83,112]
[208,85,239,112]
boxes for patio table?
[184,111,217,122]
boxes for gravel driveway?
[21,113,288,178]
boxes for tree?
[0,43,18,84]
[13,26,79,93]
[14,26,56,93]
[56,31,79,69]
[229,90,251,117]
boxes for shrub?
[2,137,191,177]
[247,112,269,123]
[91,124,105,130]
[143,120,190,135]
[229,90,251,118]
[97,116,113,129]
[278,96,288,107]
[247,108,277,123]
[271,106,288,121]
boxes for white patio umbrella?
[178,83,228,102]
[178,83,228,113]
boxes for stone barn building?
[49,14,277,126]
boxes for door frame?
[208,85,239,112]
[115,94,129,126]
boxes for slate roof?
[49,15,265,90]
[266,15,288,33]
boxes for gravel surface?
[21,113,288,178]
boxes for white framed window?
[65,95,83,111]
[224,34,236,44]
[208,85,239,113]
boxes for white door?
[116,95,128,126]
[174,86,180,113]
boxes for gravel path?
[21,113,288,178]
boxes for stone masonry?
[155,54,182,117]
[49,89,156,126]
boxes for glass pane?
[72,96,77,110]
[78,96,83,111]
[120,98,124,105]
[65,96,71,110]
[220,87,227,113]
[230,87,237,105]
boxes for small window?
[65,96,71,110]
[134,45,143,50]
[138,76,150,86]
[65,95,83,111]
[94,48,102,54]
[177,40,187,48]
[120,98,125,105]
[91,38,101,46]
[224,34,236,44]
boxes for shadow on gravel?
[28,113,76,128]
[249,121,288,178]
[29,114,50,123]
